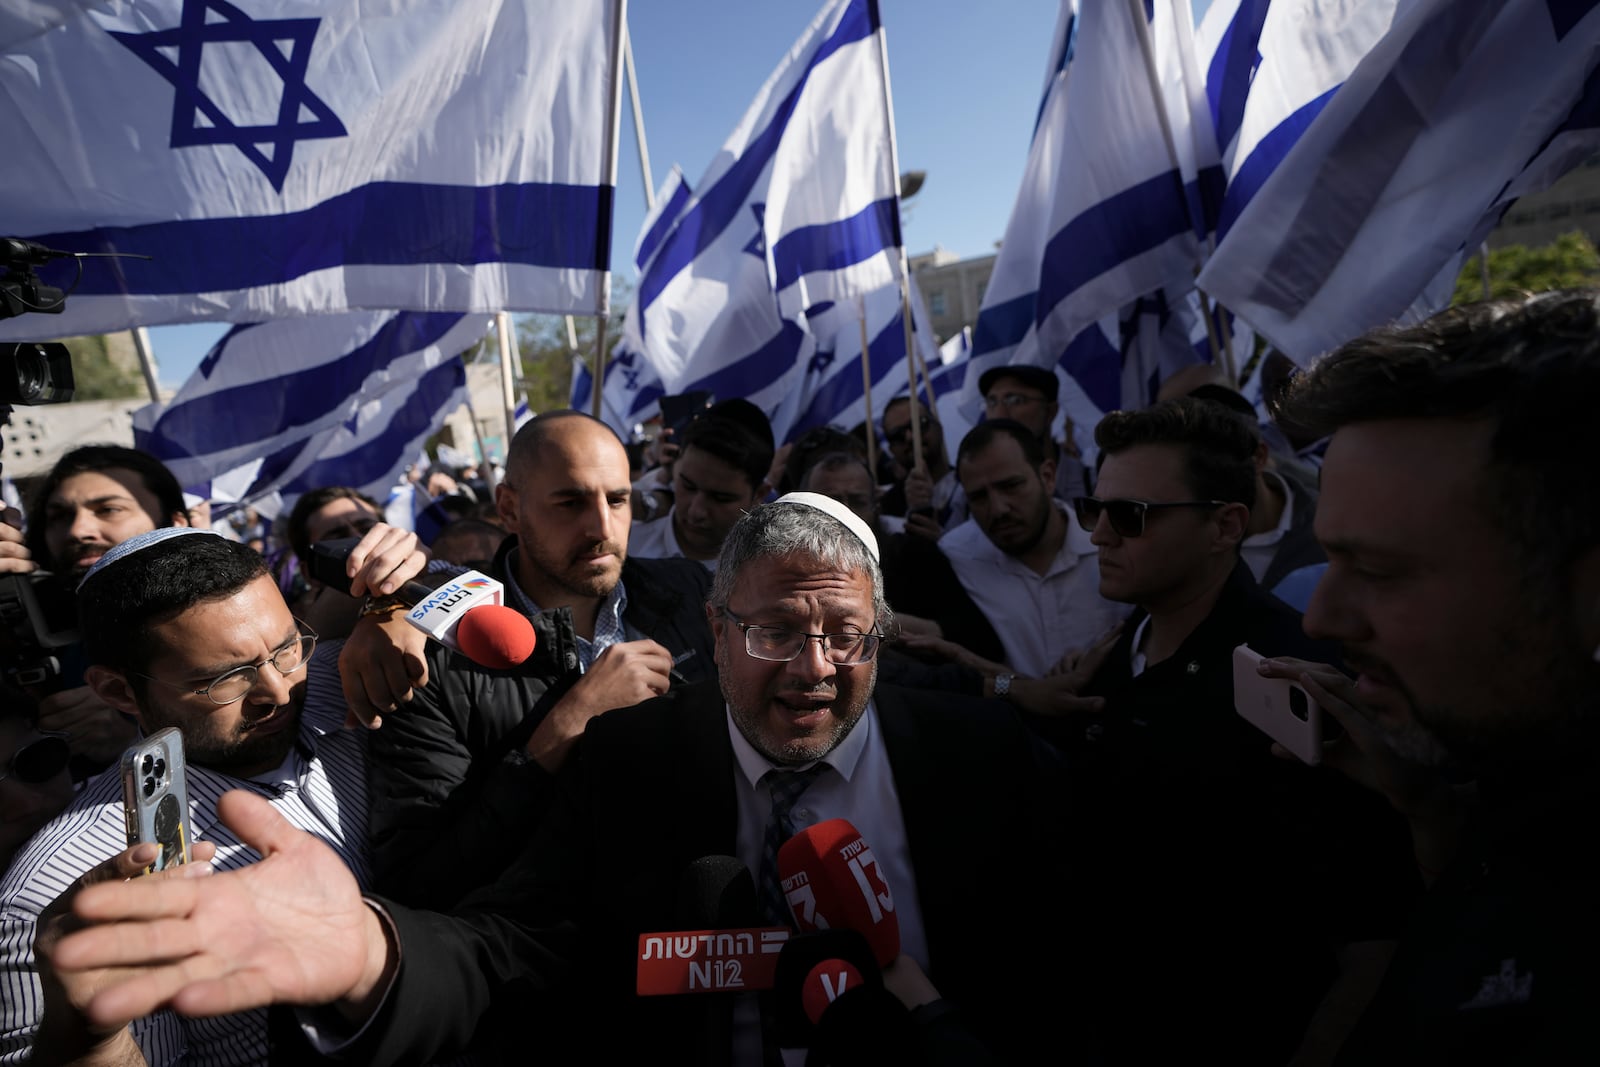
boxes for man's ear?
[170,511,192,529]
[85,665,145,724]
[1214,501,1250,551]
[495,481,518,528]
[1037,455,1058,492]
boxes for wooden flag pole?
[858,295,878,465]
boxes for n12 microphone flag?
[1198,0,1600,362]
[132,310,489,509]
[0,0,624,340]
[631,0,900,414]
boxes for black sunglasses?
[0,731,71,785]
[1073,496,1227,538]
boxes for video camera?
[0,236,84,686]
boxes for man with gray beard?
[1258,290,1600,1064]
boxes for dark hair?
[285,486,381,563]
[78,535,269,679]
[781,426,869,493]
[956,418,1047,470]
[26,446,187,564]
[1277,289,1600,589]
[681,413,775,491]
[800,450,875,488]
[1093,397,1259,511]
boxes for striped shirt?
[0,645,369,1067]
[502,563,630,672]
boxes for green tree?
[1453,230,1600,305]
[53,333,148,401]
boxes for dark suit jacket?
[363,680,1072,1066]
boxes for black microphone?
[308,537,535,669]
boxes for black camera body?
[0,571,82,688]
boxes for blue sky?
[149,0,1204,388]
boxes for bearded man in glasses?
[0,527,371,1066]
[33,495,1074,1066]
[1060,396,1416,1067]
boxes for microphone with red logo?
[635,856,792,997]
[777,818,900,967]
[309,538,536,669]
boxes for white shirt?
[629,510,718,572]
[1241,470,1296,583]
[940,504,1131,676]
[726,701,928,1065]
[0,648,369,1067]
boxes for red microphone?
[455,604,537,668]
[777,818,900,967]
[802,958,866,1025]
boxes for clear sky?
[146,0,1068,387]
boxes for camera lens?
[10,344,49,403]
[143,776,156,797]
[1289,686,1309,722]
[154,758,166,778]
[141,753,153,775]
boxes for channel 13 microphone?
[308,537,535,669]
[777,818,900,967]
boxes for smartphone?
[1232,644,1323,765]
[120,727,192,873]
[658,390,714,438]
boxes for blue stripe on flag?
[791,312,903,433]
[684,320,808,401]
[29,182,610,296]
[1035,170,1194,329]
[1032,12,1078,138]
[1215,88,1336,242]
[636,179,693,271]
[770,198,899,290]
[1057,322,1122,414]
[1207,0,1270,152]
[136,312,465,459]
[637,2,877,314]
[970,291,1036,358]
[281,360,467,496]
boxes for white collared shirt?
[1241,470,1296,583]
[726,701,928,1065]
[629,510,719,572]
[940,503,1132,676]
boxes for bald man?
[352,411,716,908]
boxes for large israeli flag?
[632,0,899,418]
[0,0,624,340]
[569,310,666,439]
[132,310,489,499]
[963,0,1212,417]
[1199,0,1600,361]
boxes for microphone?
[777,818,900,967]
[773,928,917,1062]
[308,537,535,669]
[636,857,791,996]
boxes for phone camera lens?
[143,776,156,797]
[154,758,167,778]
[141,754,153,775]
[1289,686,1309,722]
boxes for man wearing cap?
[979,364,1093,504]
[44,494,1076,1065]
[0,528,372,1066]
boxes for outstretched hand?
[49,791,393,1029]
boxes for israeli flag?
[569,308,666,439]
[0,0,624,340]
[132,310,489,501]
[632,0,899,417]
[1199,0,1600,361]
[963,0,1212,418]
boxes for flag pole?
[872,2,924,474]
[461,364,499,493]
[495,312,518,458]
[129,327,161,403]
[857,295,878,464]
[591,0,629,419]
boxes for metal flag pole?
[129,326,161,403]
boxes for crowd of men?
[0,288,1595,1065]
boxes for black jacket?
[366,536,716,909]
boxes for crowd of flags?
[4,0,1600,520]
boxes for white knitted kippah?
[78,526,223,589]
[773,491,879,563]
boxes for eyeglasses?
[0,732,71,785]
[722,609,881,666]
[133,626,319,706]
[1073,496,1228,538]
[884,415,933,445]
[983,392,1047,412]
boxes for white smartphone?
[1232,644,1324,765]
[120,727,192,874]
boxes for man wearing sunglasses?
[1061,397,1415,1066]
[0,528,371,1066]
[39,494,1072,1066]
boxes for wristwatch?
[993,673,1014,698]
